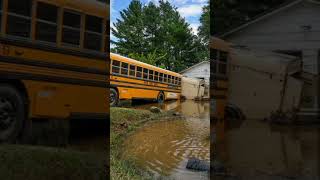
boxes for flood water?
[213,117,320,180]
[122,100,210,179]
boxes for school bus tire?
[110,88,119,107]
[157,91,165,103]
[0,84,25,143]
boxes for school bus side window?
[164,74,167,83]
[35,2,58,43]
[84,15,103,51]
[137,66,142,78]
[7,0,32,38]
[104,20,109,52]
[121,62,128,75]
[168,75,171,84]
[218,51,228,74]
[0,0,3,28]
[159,73,163,82]
[211,49,218,74]
[129,65,136,77]
[149,70,154,80]
[112,60,120,74]
[154,72,159,81]
[211,49,218,60]
[220,51,228,62]
[143,68,148,79]
[62,10,81,46]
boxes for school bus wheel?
[0,84,25,143]
[157,91,165,103]
[110,88,119,107]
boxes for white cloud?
[190,23,200,35]
[177,4,203,18]
[173,0,189,5]
[191,0,208,3]
[144,0,189,6]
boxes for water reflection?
[213,118,320,179]
[123,100,210,179]
[130,100,180,111]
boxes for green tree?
[111,0,145,55]
[198,4,210,45]
[196,2,210,61]
[156,0,199,71]
[111,0,204,72]
[128,50,166,66]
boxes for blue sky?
[110,0,208,42]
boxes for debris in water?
[173,112,181,116]
[186,158,210,171]
[149,106,162,113]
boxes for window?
[62,10,81,46]
[104,20,109,53]
[84,15,103,51]
[211,50,228,75]
[149,70,154,80]
[121,62,128,75]
[7,0,32,38]
[35,2,58,43]
[159,73,163,82]
[112,60,120,74]
[129,65,136,76]
[211,60,217,74]
[137,66,142,78]
[219,64,227,74]
[178,78,181,85]
[172,76,175,84]
[175,77,178,85]
[218,51,228,75]
[220,51,228,62]
[211,49,218,60]
[168,75,171,84]
[154,72,159,81]
[0,0,3,29]
[143,68,148,79]
[164,74,167,83]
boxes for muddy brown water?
[213,117,320,180]
[122,100,210,179]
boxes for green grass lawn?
[0,145,107,180]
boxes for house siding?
[224,0,320,111]
[181,62,210,85]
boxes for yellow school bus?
[0,0,109,142]
[110,53,182,106]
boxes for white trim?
[180,61,210,74]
